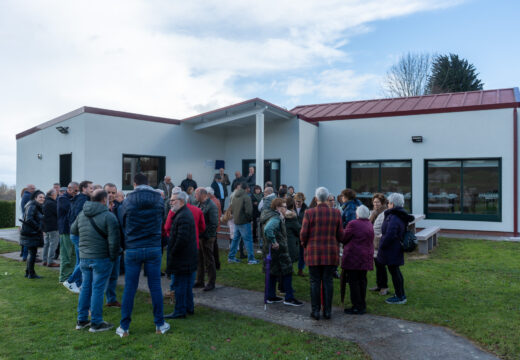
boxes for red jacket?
[164,203,206,249]
[300,203,342,266]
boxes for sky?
[1,0,519,186]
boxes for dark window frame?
[346,159,413,212]
[122,154,166,191]
[423,158,502,222]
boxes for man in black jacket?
[194,188,219,291]
[42,189,59,267]
[180,173,197,192]
[211,175,227,213]
[165,191,197,319]
[231,171,246,193]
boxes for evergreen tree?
[427,54,483,94]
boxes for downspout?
[514,107,518,237]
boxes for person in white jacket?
[368,193,389,296]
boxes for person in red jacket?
[300,187,343,321]
[164,187,206,297]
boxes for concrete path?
[0,228,22,242]
[1,249,499,360]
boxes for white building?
[16,88,520,236]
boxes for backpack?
[401,230,417,252]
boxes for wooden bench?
[415,226,440,254]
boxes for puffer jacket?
[284,210,301,263]
[20,200,44,247]
[121,185,164,249]
[230,188,252,225]
[71,201,120,261]
[377,207,414,266]
[42,196,58,232]
[261,209,293,276]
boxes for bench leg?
[433,234,437,247]
[428,236,433,251]
[418,240,428,254]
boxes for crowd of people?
[17,167,414,336]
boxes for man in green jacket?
[228,183,259,264]
[71,189,120,333]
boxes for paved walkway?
[1,249,499,360]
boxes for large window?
[122,154,165,190]
[425,158,501,221]
[347,160,412,212]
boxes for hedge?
[0,201,15,228]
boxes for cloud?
[0,0,462,185]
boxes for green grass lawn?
[0,256,366,360]
[208,238,520,360]
[0,238,20,254]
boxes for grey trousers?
[43,230,59,264]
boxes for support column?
[255,111,265,188]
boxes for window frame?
[121,154,166,191]
[346,159,413,212]
[423,157,502,222]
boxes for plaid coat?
[300,203,343,266]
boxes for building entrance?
[242,159,281,190]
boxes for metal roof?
[291,88,520,123]
[16,106,180,140]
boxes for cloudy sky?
[1,0,519,185]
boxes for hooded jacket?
[121,185,164,249]
[377,207,415,266]
[71,201,120,260]
[230,188,253,225]
[261,209,293,276]
[20,200,44,247]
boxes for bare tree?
[0,183,16,201]
[382,52,433,98]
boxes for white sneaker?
[116,326,129,338]
[63,281,80,294]
[156,322,170,334]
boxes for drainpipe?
[514,107,518,237]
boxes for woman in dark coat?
[294,192,307,276]
[284,197,301,264]
[377,193,414,305]
[261,198,302,306]
[340,205,374,315]
[20,190,45,279]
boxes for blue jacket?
[377,207,414,266]
[57,193,72,234]
[341,199,362,228]
[121,185,164,249]
[69,193,90,227]
[21,191,32,213]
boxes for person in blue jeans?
[104,183,123,307]
[71,189,120,332]
[228,183,259,264]
[116,173,170,337]
[164,191,198,319]
[64,180,93,293]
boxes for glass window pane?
[139,157,160,188]
[427,161,461,214]
[123,157,138,190]
[350,162,379,208]
[381,161,412,211]
[462,160,500,215]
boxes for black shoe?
[323,312,331,320]
[161,272,166,277]
[239,253,247,259]
[89,321,114,333]
[203,284,215,292]
[215,263,221,270]
[193,282,204,288]
[75,320,91,330]
[187,310,194,315]
[283,298,303,306]
[27,274,42,279]
[164,312,186,319]
[344,307,366,315]
[310,311,320,320]
[266,296,283,304]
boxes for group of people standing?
[18,166,414,334]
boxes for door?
[242,159,281,190]
[59,154,72,187]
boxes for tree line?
[382,53,484,98]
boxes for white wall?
[318,108,514,232]
[16,115,87,223]
[223,117,300,189]
[298,119,319,198]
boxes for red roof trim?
[16,107,180,140]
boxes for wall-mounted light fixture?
[56,126,69,134]
[411,136,423,143]
[37,153,43,160]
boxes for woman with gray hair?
[340,205,374,315]
[377,193,414,305]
